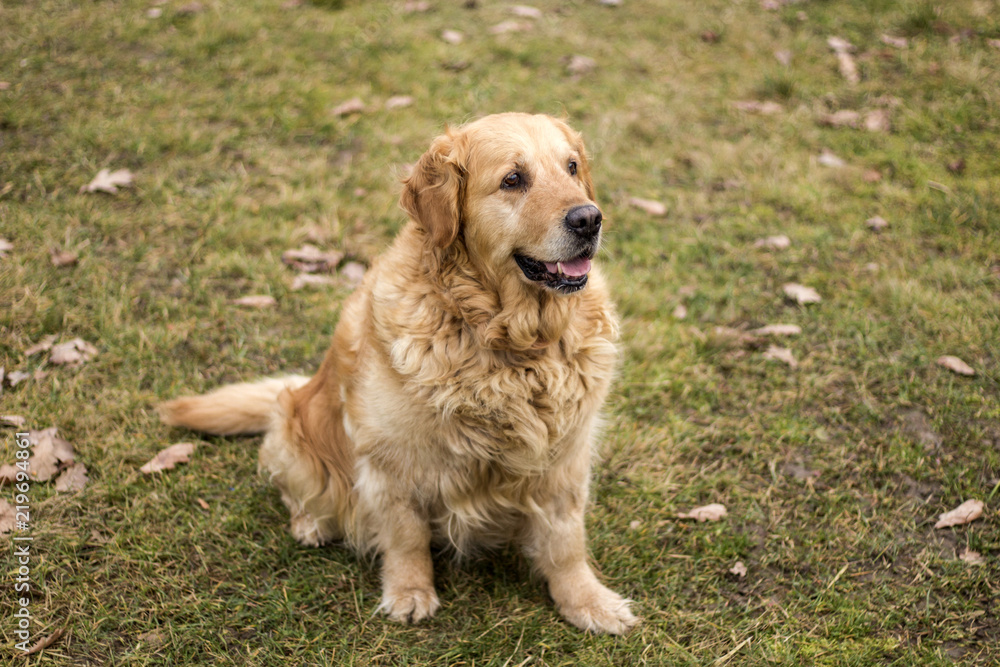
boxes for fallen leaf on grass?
[628,197,667,216]
[281,244,344,273]
[147,8,163,19]
[936,355,975,376]
[21,628,65,657]
[752,324,801,336]
[866,215,889,232]
[947,159,965,175]
[0,465,19,483]
[864,109,891,133]
[836,52,860,85]
[441,29,464,44]
[732,100,784,115]
[291,274,336,291]
[6,370,30,387]
[25,334,58,357]
[232,295,277,308]
[28,428,75,482]
[331,98,365,116]
[566,55,597,76]
[0,238,13,258]
[677,503,727,522]
[709,327,762,350]
[700,31,720,44]
[763,345,798,368]
[340,261,366,285]
[754,235,790,250]
[988,39,1000,50]
[730,561,747,577]
[49,338,99,366]
[140,443,196,474]
[818,150,846,167]
[817,110,861,128]
[50,248,78,267]
[1,415,26,427]
[490,21,532,34]
[774,49,792,66]
[0,499,15,533]
[402,1,431,12]
[935,500,984,528]
[80,168,134,194]
[783,283,822,304]
[196,497,210,510]
[384,95,414,110]
[959,548,984,565]
[54,462,89,492]
[881,34,908,49]
[510,5,542,18]
[0,82,10,91]
[672,304,687,320]
[177,1,204,14]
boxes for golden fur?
[159,113,638,633]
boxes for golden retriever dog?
[159,112,638,634]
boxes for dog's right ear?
[400,131,466,248]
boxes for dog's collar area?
[514,254,590,293]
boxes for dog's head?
[401,113,600,295]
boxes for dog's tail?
[158,375,310,436]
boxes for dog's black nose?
[564,205,602,237]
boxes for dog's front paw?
[378,587,440,624]
[555,583,639,635]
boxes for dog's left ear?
[553,119,596,202]
[400,131,466,248]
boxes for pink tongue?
[544,257,592,277]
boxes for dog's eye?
[501,172,521,189]
[568,161,578,176]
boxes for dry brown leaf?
[935,500,984,528]
[80,168,134,194]
[836,52,860,85]
[818,150,846,167]
[628,519,642,530]
[331,98,365,116]
[25,335,57,357]
[510,5,542,18]
[402,1,431,12]
[0,499,16,533]
[177,1,204,14]
[291,273,336,291]
[196,497,210,510]
[0,464,19,483]
[732,100,784,115]
[783,283,822,304]
[959,548,985,565]
[936,355,975,376]
[441,29,464,44]
[752,324,801,336]
[49,338,99,366]
[1,415,26,427]
[863,169,883,183]
[763,345,798,368]
[384,95,414,110]
[566,55,597,76]
[140,442,196,474]
[754,235,790,250]
[0,238,13,258]
[628,197,667,216]
[7,370,30,387]
[147,8,163,18]
[340,261,367,286]
[672,304,687,320]
[774,49,792,65]
[827,36,855,54]
[281,245,344,273]
[710,327,762,350]
[50,248,78,267]
[490,20,531,34]
[988,39,1000,50]
[55,462,89,492]
[232,295,277,308]
[817,110,861,128]
[866,215,889,232]
[730,561,747,577]
[28,427,75,482]
[881,34,908,49]
[677,503,728,522]
[864,109,891,133]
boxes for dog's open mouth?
[514,254,592,293]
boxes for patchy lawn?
[1,0,998,664]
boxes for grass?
[1,0,998,664]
